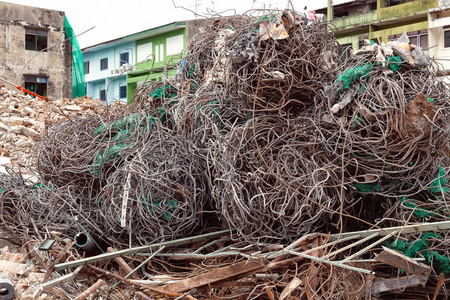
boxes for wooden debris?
[432,273,445,300]
[374,246,431,276]
[368,274,428,295]
[279,277,303,300]
[43,240,76,282]
[107,247,140,280]
[162,258,268,293]
[74,279,105,300]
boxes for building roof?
[123,21,186,41]
[81,21,187,52]
[315,0,374,14]
[81,37,128,53]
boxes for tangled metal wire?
[316,54,450,231]
[210,115,343,242]
[0,8,449,251]
[179,12,340,113]
[96,125,211,246]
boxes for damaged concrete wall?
[0,1,72,100]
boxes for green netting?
[401,197,439,218]
[91,114,156,174]
[336,56,403,93]
[386,56,402,72]
[149,87,178,124]
[353,181,381,193]
[429,165,447,195]
[141,194,177,220]
[91,143,128,175]
[64,16,86,98]
[150,87,177,99]
[336,63,373,93]
[93,113,149,136]
[387,233,450,274]
[32,183,53,190]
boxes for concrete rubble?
[0,86,104,172]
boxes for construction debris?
[0,86,104,168]
[0,7,449,299]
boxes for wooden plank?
[374,246,431,276]
[107,247,140,280]
[163,258,268,293]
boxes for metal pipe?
[74,232,97,253]
[56,229,235,271]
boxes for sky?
[3,0,332,49]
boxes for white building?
[429,0,450,82]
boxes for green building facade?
[316,0,439,53]
[124,22,187,103]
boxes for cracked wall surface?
[0,1,72,99]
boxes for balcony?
[331,10,377,33]
[377,0,438,21]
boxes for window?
[358,40,365,49]
[24,76,47,97]
[339,43,352,60]
[166,34,184,55]
[159,44,164,61]
[384,0,413,7]
[100,58,108,70]
[119,85,127,99]
[25,28,48,51]
[388,30,428,48]
[99,89,106,101]
[445,31,450,48]
[408,30,428,48]
[137,43,152,62]
[120,53,129,66]
[84,61,90,74]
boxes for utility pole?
[327,0,333,22]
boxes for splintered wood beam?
[374,246,431,276]
[162,258,268,293]
[107,247,140,280]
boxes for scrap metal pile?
[0,8,449,300]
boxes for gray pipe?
[0,277,14,300]
[74,232,97,252]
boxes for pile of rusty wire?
[1,9,449,252]
[0,8,450,300]
[0,103,212,248]
[318,54,450,231]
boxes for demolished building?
[0,1,72,100]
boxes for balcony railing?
[331,10,377,31]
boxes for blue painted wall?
[83,40,135,103]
